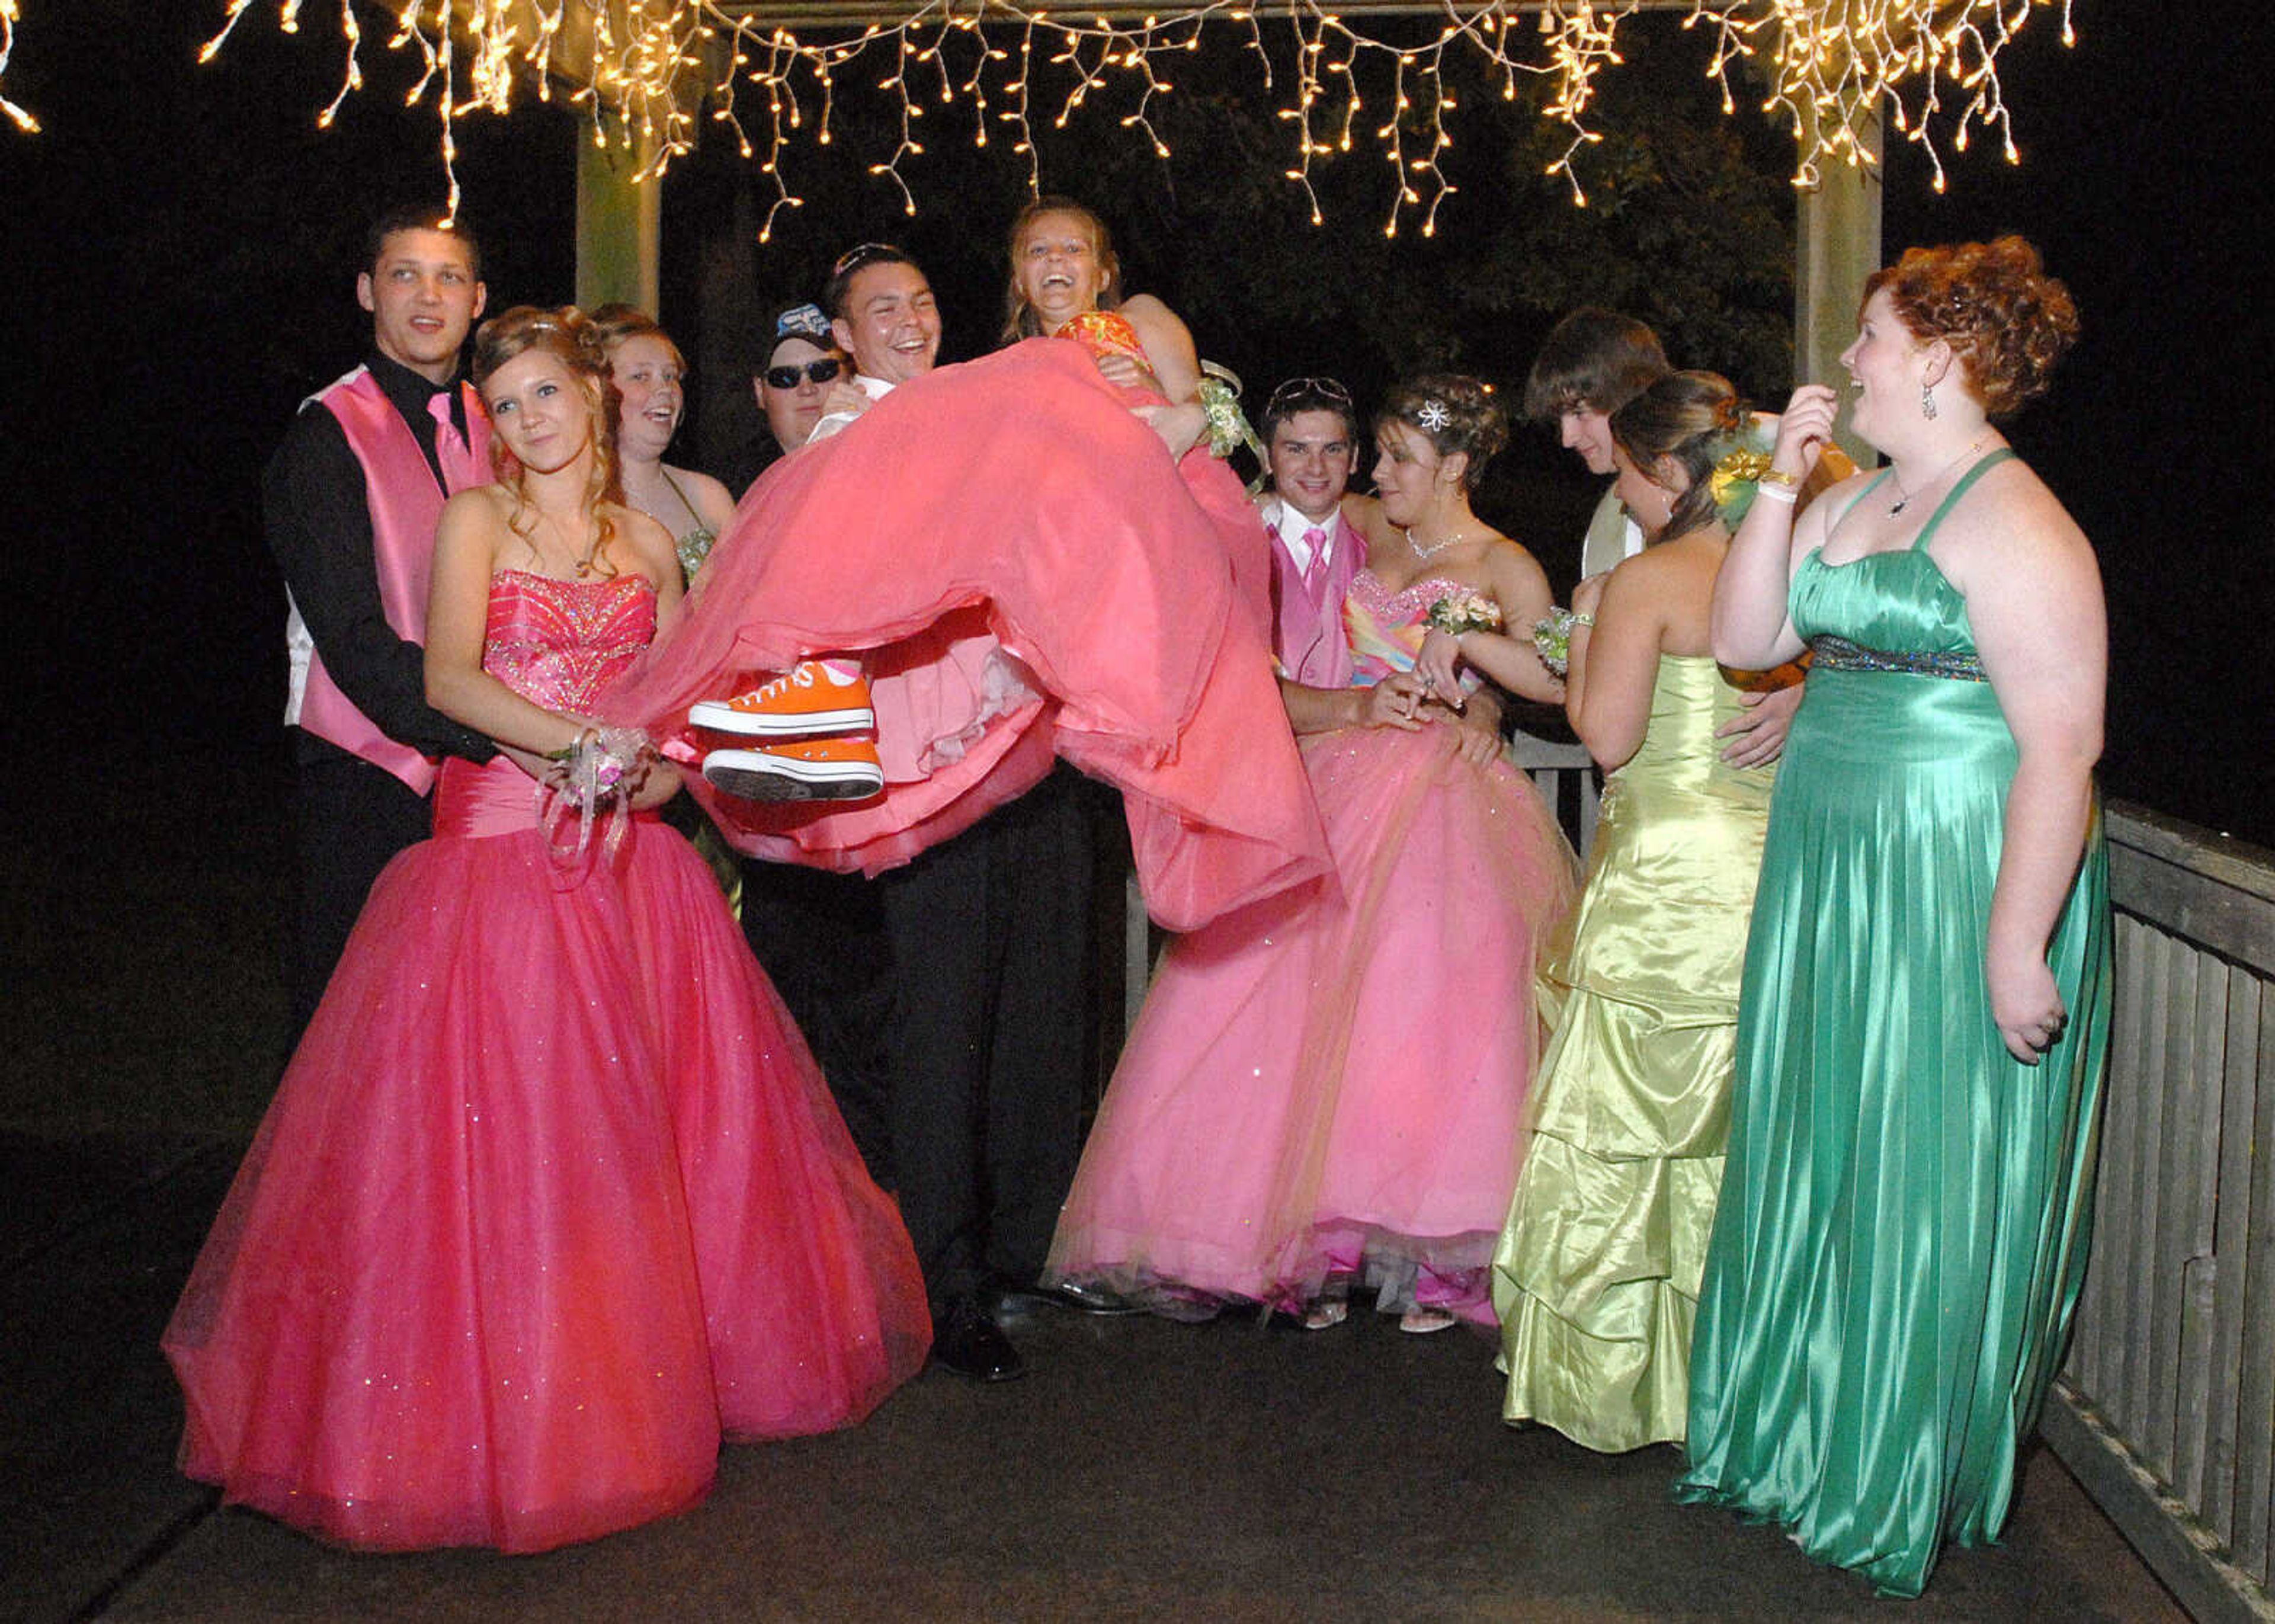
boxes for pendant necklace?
[1889,437,1988,517]
[535,505,604,578]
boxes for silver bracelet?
[1754,483,1799,506]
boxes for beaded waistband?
[1808,635,1986,683]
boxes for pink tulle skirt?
[165,770,930,1553]
[1046,719,1579,1324]
[602,339,1328,933]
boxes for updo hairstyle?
[1001,196,1123,345]
[1610,370,1748,543]
[588,302,687,372]
[472,305,624,572]
[1377,374,1507,492]
[1863,235,2078,419]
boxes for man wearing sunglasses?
[754,302,849,465]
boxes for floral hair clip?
[1415,399,1452,433]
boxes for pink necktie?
[428,389,481,491]
[1301,527,1331,595]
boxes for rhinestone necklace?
[1404,525,1465,560]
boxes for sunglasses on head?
[1266,376,1354,410]
[764,357,844,389]
[830,241,904,277]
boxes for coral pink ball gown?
[600,332,1329,933]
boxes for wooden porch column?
[1795,113,1882,469]
[576,125,661,314]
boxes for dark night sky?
[4,1,2267,844]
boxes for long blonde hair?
[472,305,625,576]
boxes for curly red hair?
[1862,236,2078,419]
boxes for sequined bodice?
[1342,569,1470,687]
[482,570,658,712]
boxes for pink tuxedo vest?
[296,367,491,793]
[1267,509,1366,689]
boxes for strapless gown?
[1674,455,2113,1596]
[164,571,930,1554]
[1044,570,1578,1322]
[1492,654,1774,1451]
[601,332,1329,933]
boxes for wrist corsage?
[1197,366,1267,465]
[1424,590,1502,638]
[1531,606,1593,678]
[539,725,651,866]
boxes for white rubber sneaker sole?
[687,699,876,737]
[702,749,884,803]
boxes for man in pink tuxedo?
[1256,378,1370,687]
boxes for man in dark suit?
[267,206,496,1034]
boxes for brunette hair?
[1862,235,2078,419]
[1523,307,1669,421]
[588,302,687,373]
[822,243,920,323]
[472,305,624,576]
[1001,196,1123,344]
[1610,370,1749,543]
[1258,377,1360,446]
[365,203,483,282]
[1377,374,1507,492]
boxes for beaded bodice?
[482,570,657,712]
[1342,569,1470,688]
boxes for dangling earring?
[1920,382,1938,421]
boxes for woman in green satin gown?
[1483,372,1782,1454]
[1678,237,2111,1597]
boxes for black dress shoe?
[1015,1277,1146,1317]
[930,1295,1027,1382]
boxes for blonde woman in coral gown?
[164,308,929,1553]
[1485,372,1782,1452]
[1046,376,1577,1330]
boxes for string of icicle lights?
[15,1,2073,238]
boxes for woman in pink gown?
[1046,377,1579,1330]
[599,220,1328,934]
[164,308,930,1554]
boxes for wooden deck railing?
[2042,803,2275,1624]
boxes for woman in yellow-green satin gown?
[1677,239,2110,1597]
[1485,373,1780,1453]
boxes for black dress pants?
[287,739,434,1039]
[739,857,897,1173]
[874,764,1095,1304]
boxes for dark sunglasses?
[1266,376,1354,409]
[764,358,844,389]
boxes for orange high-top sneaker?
[701,736,885,803]
[688,658,874,738]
